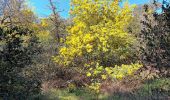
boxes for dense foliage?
[55,0,136,66]
[0,26,41,99]
[140,1,170,70]
[52,0,144,93]
[0,0,169,99]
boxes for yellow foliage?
[87,63,142,80]
[101,75,107,80]
[54,0,136,66]
[88,82,101,93]
[86,72,92,77]
[53,0,141,93]
[41,19,49,27]
[86,62,142,93]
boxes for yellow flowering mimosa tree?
[53,0,142,93]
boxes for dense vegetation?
[0,0,169,100]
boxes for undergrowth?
[30,78,170,100]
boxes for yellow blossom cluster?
[53,0,136,66]
[86,62,142,93]
[86,62,142,80]
[52,0,142,93]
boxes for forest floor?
[30,78,170,100]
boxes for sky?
[29,0,149,19]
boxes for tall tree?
[53,0,142,91]
[48,0,65,43]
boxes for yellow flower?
[116,74,123,79]
[127,69,133,75]
[41,19,48,27]
[89,68,93,70]
[86,72,91,77]
[86,44,93,53]
[101,75,107,80]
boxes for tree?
[140,0,170,70]
[0,25,41,99]
[53,0,142,92]
[0,0,23,25]
[47,0,67,44]
[55,0,135,65]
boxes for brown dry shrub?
[100,76,143,94]
[41,71,90,92]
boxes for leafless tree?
[0,0,36,28]
[48,0,64,43]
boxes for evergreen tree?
[0,26,41,99]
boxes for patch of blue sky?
[29,0,150,19]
